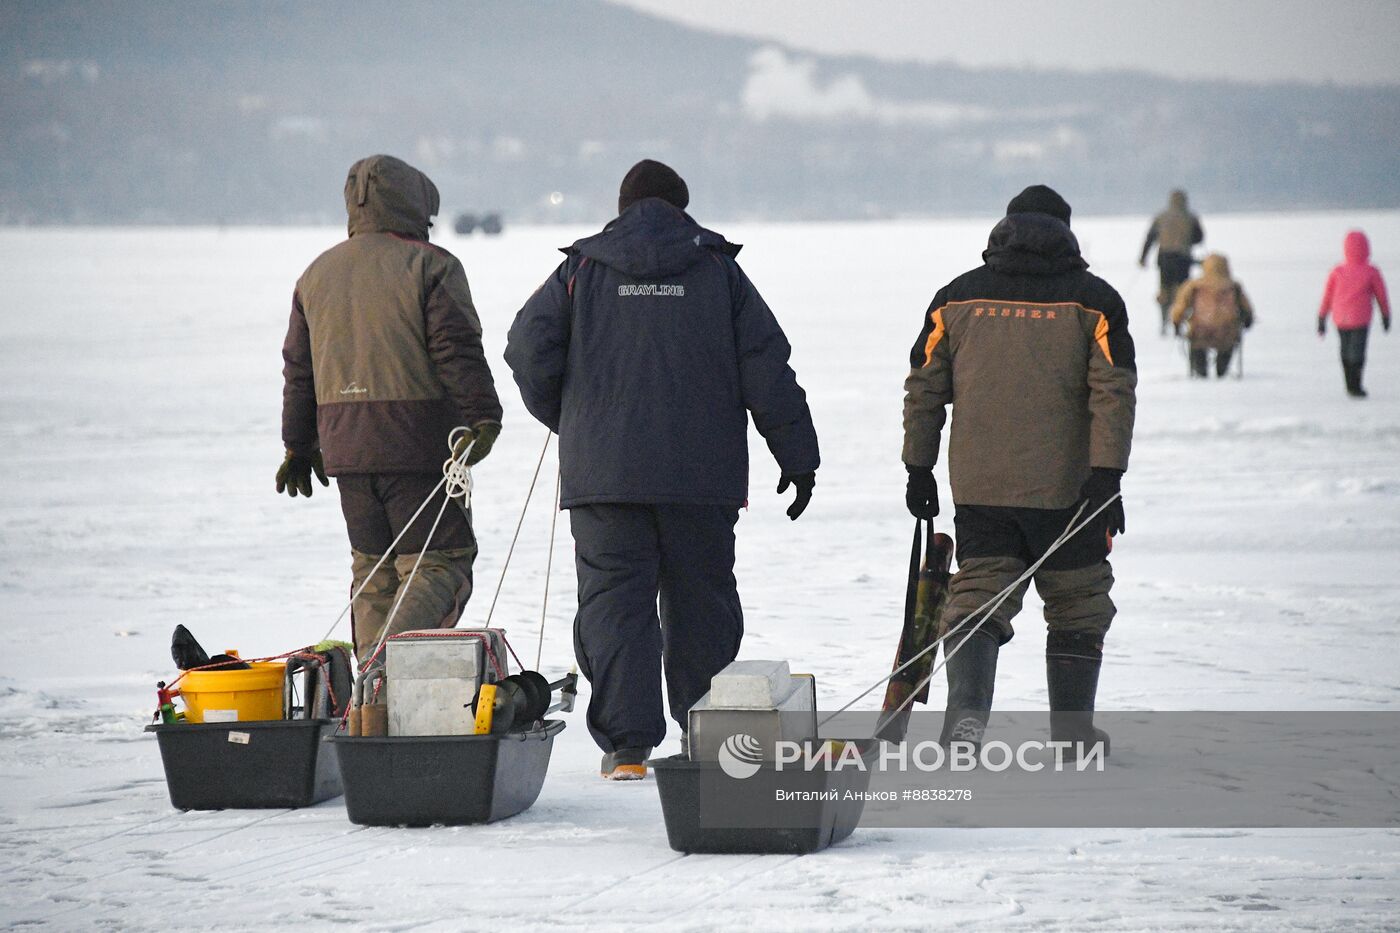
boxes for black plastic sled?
[331,720,564,826]
[650,742,874,855]
[146,719,343,810]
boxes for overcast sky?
[606,0,1400,87]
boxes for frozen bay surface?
[1,212,1398,929]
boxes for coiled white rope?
[441,425,476,503]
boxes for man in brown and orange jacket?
[279,155,503,663]
[903,184,1136,752]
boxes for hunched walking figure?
[1170,253,1255,379]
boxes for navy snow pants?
[569,504,743,752]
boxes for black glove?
[1079,467,1125,536]
[777,472,815,521]
[452,421,501,466]
[1317,318,1326,337]
[905,466,939,519]
[1384,317,1392,334]
[275,450,328,498]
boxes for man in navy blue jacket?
[506,160,820,779]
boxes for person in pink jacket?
[1318,230,1391,398]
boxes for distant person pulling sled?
[280,154,503,664]
[904,184,1136,752]
[1318,230,1391,398]
[1139,189,1204,336]
[506,159,819,780]
[1170,253,1255,378]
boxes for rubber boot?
[1046,631,1110,759]
[938,628,999,750]
[1344,361,1368,398]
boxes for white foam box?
[385,629,506,736]
[687,661,817,761]
[708,659,792,708]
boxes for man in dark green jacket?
[280,154,503,663]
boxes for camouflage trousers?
[338,473,478,664]
[942,503,1116,647]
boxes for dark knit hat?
[1006,184,1072,226]
[618,159,689,213]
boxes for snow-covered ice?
[1,212,1398,930]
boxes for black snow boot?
[1189,349,1208,379]
[939,628,999,750]
[1344,362,1368,398]
[1046,632,1110,759]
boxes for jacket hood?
[983,212,1088,275]
[1344,230,1370,264]
[1201,253,1232,280]
[566,198,739,278]
[1169,189,1188,211]
[344,155,439,239]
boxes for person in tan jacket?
[1170,253,1255,379]
[279,155,503,664]
[904,185,1136,754]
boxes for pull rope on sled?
[484,432,553,627]
[536,468,562,671]
[821,493,1121,729]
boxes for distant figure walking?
[1139,190,1204,336]
[1170,253,1254,379]
[1318,230,1391,398]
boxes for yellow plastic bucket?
[179,661,285,723]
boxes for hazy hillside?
[3,0,1399,224]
